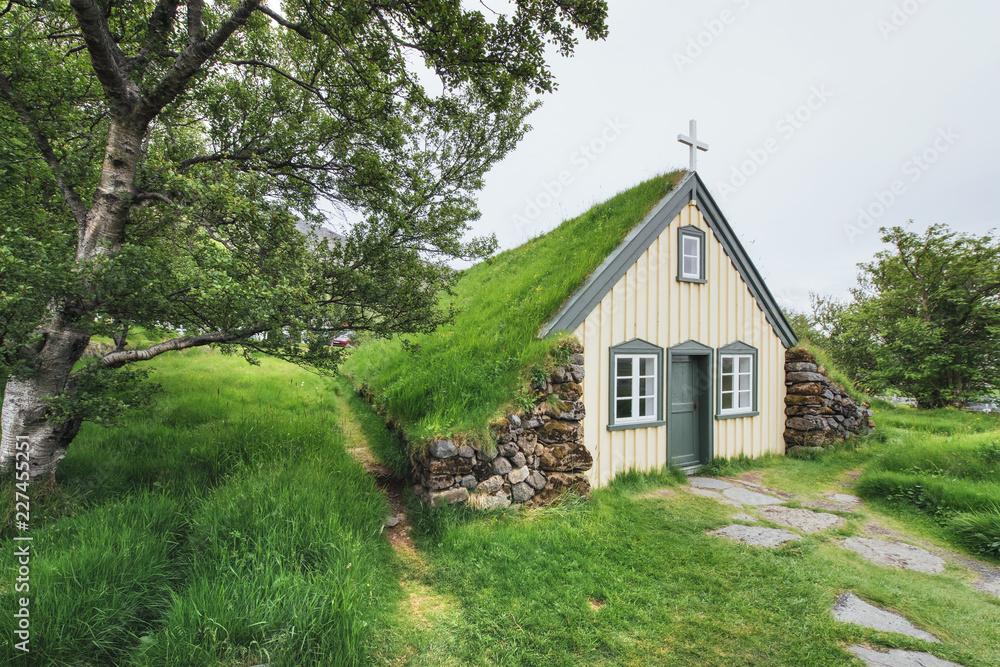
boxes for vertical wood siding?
[574,201,787,488]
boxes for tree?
[822,223,1000,408]
[0,0,609,480]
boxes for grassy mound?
[343,171,684,445]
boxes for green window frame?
[677,226,707,283]
[608,339,665,431]
[716,341,759,419]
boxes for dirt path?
[336,394,464,664]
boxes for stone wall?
[784,348,874,450]
[412,351,593,510]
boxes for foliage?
[47,363,162,427]
[343,172,683,443]
[817,224,1000,408]
[0,350,398,665]
[0,0,609,469]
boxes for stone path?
[680,472,995,666]
[848,646,964,667]
[708,524,802,548]
[758,506,845,534]
[842,538,946,574]
[833,593,939,643]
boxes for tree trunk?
[0,115,146,481]
[0,315,90,481]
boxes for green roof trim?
[539,171,798,349]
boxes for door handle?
[693,401,697,410]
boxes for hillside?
[343,171,685,446]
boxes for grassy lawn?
[359,401,1000,667]
[4,348,999,666]
[1,350,399,666]
[362,472,999,667]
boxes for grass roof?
[342,171,685,445]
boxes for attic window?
[608,339,665,430]
[678,226,706,283]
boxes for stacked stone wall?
[412,351,593,509]
[784,348,874,450]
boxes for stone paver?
[758,506,846,534]
[687,477,734,490]
[682,486,743,507]
[833,592,939,643]
[828,493,864,505]
[722,486,785,506]
[709,524,802,548]
[848,645,963,666]
[684,486,722,499]
[972,571,1000,599]
[842,538,946,574]
[802,499,858,512]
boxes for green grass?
[332,375,411,477]
[856,408,1000,559]
[0,349,399,666]
[372,465,999,667]
[343,171,684,446]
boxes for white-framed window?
[720,354,753,413]
[677,226,706,283]
[608,339,665,430]
[682,234,701,279]
[615,355,658,423]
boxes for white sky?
[469,0,1000,314]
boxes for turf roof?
[343,170,686,443]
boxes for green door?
[669,356,701,467]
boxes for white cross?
[677,119,709,172]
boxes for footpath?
[686,474,1000,667]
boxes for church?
[538,122,797,486]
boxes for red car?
[329,331,354,348]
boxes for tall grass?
[344,172,684,445]
[0,349,398,666]
[858,408,1000,559]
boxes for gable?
[539,172,797,349]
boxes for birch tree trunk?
[0,113,144,479]
[0,315,90,481]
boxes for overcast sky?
[467,0,1000,314]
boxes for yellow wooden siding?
[573,201,787,488]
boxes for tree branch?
[187,0,205,44]
[229,59,324,98]
[132,191,177,207]
[127,0,181,75]
[138,0,262,122]
[257,4,311,39]
[0,71,89,226]
[68,0,136,110]
[98,326,269,368]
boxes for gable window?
[608,339,665,430]
[677,226,706,283]
[717,342,758,418]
